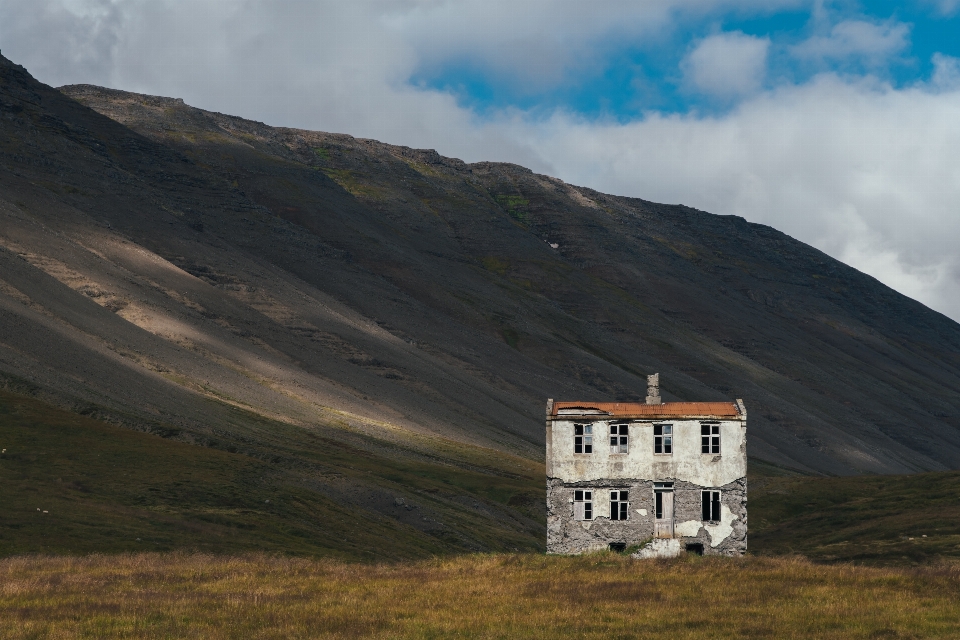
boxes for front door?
[654,484,675,538]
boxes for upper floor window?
[702,490,721,522]
[574,490,593,520]
[654,424,672,454]
[609,424,628,454]
[702,423,720,454]
[610,490,629,520]
[574,424,593,454]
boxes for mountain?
[2,52,960,488]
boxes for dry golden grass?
[2,553,959,639]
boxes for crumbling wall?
[547,476,746,556]
[670,477,747,556]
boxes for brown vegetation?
[2,553,959,639]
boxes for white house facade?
[545,375,747,557]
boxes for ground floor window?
[702,490,721,522]
[574,490,593,520]
[610,490,628,520]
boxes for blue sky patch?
[410,1,960,120]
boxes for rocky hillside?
[2,53,960,478]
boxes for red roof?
[551,401,741,419]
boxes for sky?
[3,0,960,321]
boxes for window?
[701,423,720,454]
[574,424,593,454]
[610,491,629,520]
[702,490,721,522]
[574,490,593,520]
[654,424,673,454]
[609,424,628,454]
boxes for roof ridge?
[550,400,742,419]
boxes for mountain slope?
[0,387,544,558]
[1,53,960,477]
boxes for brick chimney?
[646,373,661,405]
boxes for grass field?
[3,553,960,639]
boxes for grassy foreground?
[3,553,959,639]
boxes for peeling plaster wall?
[546,417,747,556]
[548,419,746,485]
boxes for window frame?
[653,423,673,455]
[609,423,629,454]
[574,489,593,521]
[609,490,629,521]
[701,490,721,522]
[701,422,721,455]
[574,423,593,454]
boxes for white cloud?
[929,0,960,17]
[791,19,910,65]
[0,0,121,83]
[2,1,960,322]
[681,31,769,98]
[388,0,798,91]
[931,53,960,90]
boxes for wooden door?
[655,491,674,538]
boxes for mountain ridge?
[2,52,960,479]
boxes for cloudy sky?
[3,0,960,321]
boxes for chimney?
[646,373,661,405]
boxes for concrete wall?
[546,417,747,556]
[548,419,746,486]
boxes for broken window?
[609,424,628,454]
[701,423,720,454]
[610,490,629,520]
[574,424,593,454]
[701,490,721,522]
[654,424,673,454]
[574,490,593,520]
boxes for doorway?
[654,482,674,538]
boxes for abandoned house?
[545,374,747,557]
